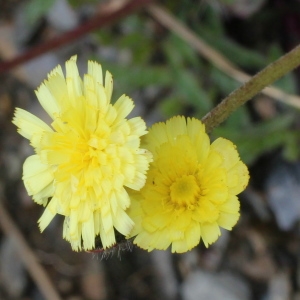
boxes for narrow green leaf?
[25,0,56,24]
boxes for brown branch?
[0,199,62,300]
[0,0,153,74]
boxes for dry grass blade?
[0,199,62,300]
[147,4,300,109]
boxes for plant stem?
[202,44,300,133]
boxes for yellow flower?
[127,116,249,253]
[13,56,152,251]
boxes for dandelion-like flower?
[127,116,249,253]
[13,56,152,251]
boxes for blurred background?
[1,0,300,299]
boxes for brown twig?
[147,4,300,109]
[0,0,153,74]
[0,199,62,300]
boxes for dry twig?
[0,0,153,74]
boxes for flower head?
[127,116,249,253]
[13,56,152,251]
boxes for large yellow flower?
[127,116,249,253]
[13,56,152,251]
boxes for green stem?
[201,44,300,133]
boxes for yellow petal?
[146,211,170,231]
[212,138,249,195]
[32,182,54,205]
[12,108,53,140]
[169,228,184,241]
[69,210,79,238]
[185,222,201,250]
[187,117,210,163]
[99,214,115,248]
[66,55,83,99]
[218,212,240,230]
[194,200,219,223]
[128,117,148,137]
[134,230,153,251]
[211,138,239,170]
[200,168,228,204]
[35,84,60,120]
[100,199,113,234]
[95,84,108,114]
[227,161,249,195]
[82,214,95,250]
[23,155,54,196]
[48,65,64,79]
[115,188,131,210]
[104,105,117,126]
[126,193,143,237]
[77,202,92,223]
[40,149,70,165]
[171,238,188,253]
[113,95,134,123]
[201,223,220,247]
[38,208,56,232]
[104,71,113,102]
[44,71,68,112]
[145,122,168,155]
[88,60,103,86]
[220,195,240,214]
[93,211,101,235]
[112,208,134,236]
[165,116,187,141]
[47,196,59,215]
[149,229,171,250]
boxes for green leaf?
[159,95,186,117]
[163,38,185,68]
[273,73,296,94]
[173,69,212,113]
[210,66,242,95]
[199,29,266,69]
[68,0,98,7]
[282,131,300,161]
[118,32,152,64]
[100,63,173,94]
[25,0,56,25]
[221,106,252,128]
[164,35,200,68]
[214,114,295,164]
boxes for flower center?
[170,175,200,209]
[88,135,107,151]
[80,134,108,165]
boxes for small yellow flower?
[13,56,152,251]
[127,116,249,253]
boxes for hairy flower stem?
[202,44,300,133]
